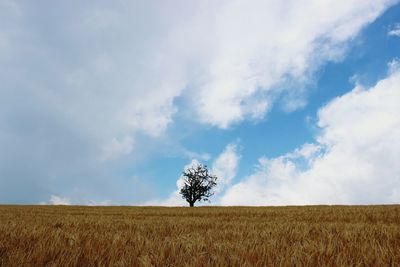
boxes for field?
[0,205,400,266]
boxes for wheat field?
[0,205,399,266]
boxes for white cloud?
[388,58,400,73]
[0,0,397,203]
[84,199,113,206]
[100,136,134,161]
[192,0,398,127]
[212,143,240,193]
[221,66,400,205]
[45,195,112,206]
[388,23,400,36]
[1,0,395,147]
[48,195,71,205]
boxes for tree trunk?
[189,202,194,207]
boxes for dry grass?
[0,205,400,266]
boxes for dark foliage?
[179,164,217,207]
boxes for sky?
[0,0,399,206]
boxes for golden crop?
[0,205,399,266]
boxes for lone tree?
[179,163,217,207]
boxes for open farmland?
[0,205,400,266]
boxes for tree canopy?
[179,164,217,207]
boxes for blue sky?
[0,1,399,205]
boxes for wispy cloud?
[48,195,71,205]
[388,23,400,36]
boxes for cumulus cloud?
[221,65,400,205]
[0,0,397,203]
[388,23,400,36]
[212,143,240,193]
